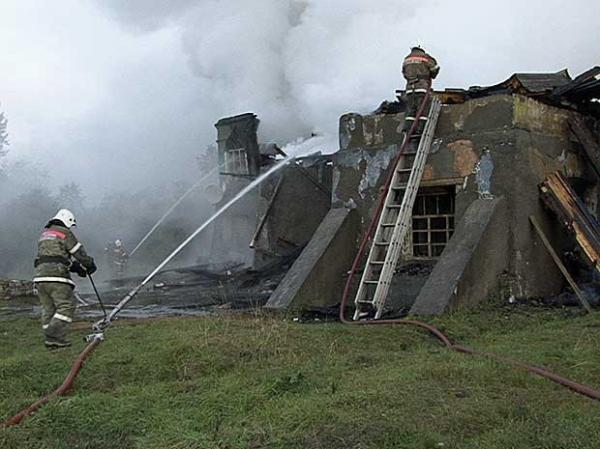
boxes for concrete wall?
[215,113,260,176]
[329,94,595,312]
[410,197,509,315]
[265,208,359,311]
[208,176,258,268]
[209,95,596,312]
[254,161,332,267]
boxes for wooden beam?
[529,215,593,313]
[249,176,284,249]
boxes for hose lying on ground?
[3,308,599,430]
[1,338,102,428]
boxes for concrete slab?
[410,197,508,315]
[264,208,359,310]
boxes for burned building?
[205,112,333,271]
[264,66,600,315]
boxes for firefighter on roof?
[33,209,96,348]
[400,46,439,135]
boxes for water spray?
[88,155,295,340]
[130,166,222,257]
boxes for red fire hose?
[1,338,102,428]
[339,90,600,402]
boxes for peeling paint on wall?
[431,138,443,154]
[336,146,397,199]
[565,152,583,178]
[331,167,341,204]
[422,164,434,181]
[474,149,494,199]
[529,147,562,181]
[363,115,384,146]
[339,114,360,150]
[357,146,397,198]
[449,97,499,132]
[447,139,479,177]
[528,147,583,182]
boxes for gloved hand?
[86,260,97,275]
[69,261,88,278]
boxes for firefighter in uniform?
[33,209,96,348]
[105,239,128,281]
[400,46,440,136]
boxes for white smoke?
[98,0,428,152]
[97,0,600,157]
[2,0,599,195]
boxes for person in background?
[105,239,129,281]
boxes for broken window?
[225,148,249,175]
[410,188,455,259]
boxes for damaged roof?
[467,69,571,97]
[436,66,600,117]
[554,66,600,99]
[513,70,572,93]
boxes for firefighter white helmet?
[115,239,122,247]
[53,209,77,228]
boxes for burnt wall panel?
[215,113,261,176]
[264,166,331,256]
[265,208,359,311]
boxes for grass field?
[1,303,600,449]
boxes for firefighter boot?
[45,319,72,349]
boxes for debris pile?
[0,279,34,300]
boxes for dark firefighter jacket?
[402,48,440,91]
[33,220,95,286]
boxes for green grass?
[1,304,600,448]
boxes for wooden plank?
[540,172,600,270]
[529,215,593,313]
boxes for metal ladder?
[353,97,442,320]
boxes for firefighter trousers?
[402,89,430,135]
[36,282,75,343]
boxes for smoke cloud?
[98,0,600,157]
[2,0,598,197]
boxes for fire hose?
[339,89,600,401]
[1,157,295,428]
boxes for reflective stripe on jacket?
[33,276,75,286]
[402,49,439,89]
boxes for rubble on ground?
[0,279,34,300]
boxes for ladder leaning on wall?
[353,96,442,320]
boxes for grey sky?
[1,0,598,200]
